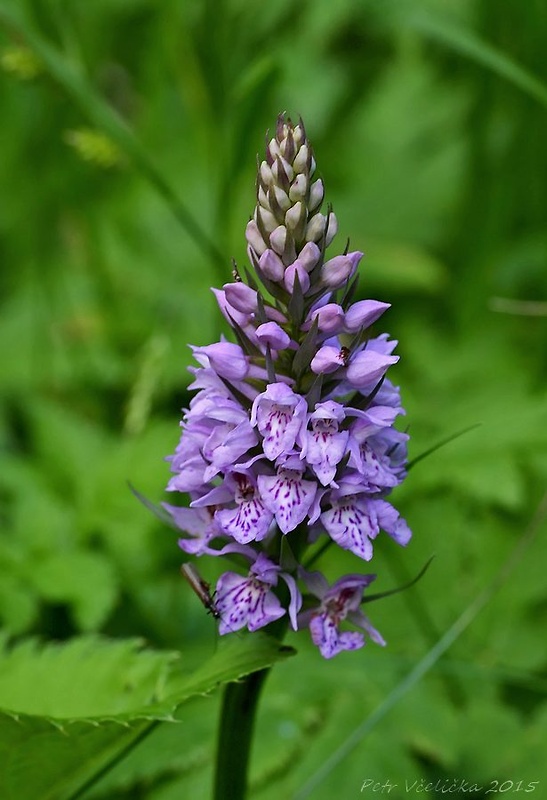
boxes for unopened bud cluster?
[164,114,411,658]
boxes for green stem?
[213,613,289,800]
[213,667,270,800]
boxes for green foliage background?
[1,0,547,797]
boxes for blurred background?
[1,0,547,797]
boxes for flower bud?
[310,345,347,374]
[272,185,291,212]
[325,213,338,246]
[309,303,345,334]
[193,342,249,380]
[344,300,390,333]
[272,156,294,187]
[305,213,326,243]
[259,160,274,187]
[285,201,303,230]
[223,282,258,314]
[266,137,280,165]
[320,251,362,289]
[289,174,308,201]
[212,288,252,328]
[245,219,267,255]
[346,350,399,389]
[256,322,291,350]
[259,249,285,282]
[284,262,310,294]
[270,225,287,256]
[279,130,296,163]
[293,144,315,175]
[297,241,321,271]
[256,206,278,235]
[309,179,324,211]
[257,185,270,210]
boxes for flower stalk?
[214,667,270,800]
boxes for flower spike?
[159,114,413,658]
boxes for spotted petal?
[258,469,317,534]
[321,497,376,560]
[250,383,308,461]
[310,615,365,659]
[302,429,349,485]
[216,499,273,544]
[215,571,285,634]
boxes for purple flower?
[192,342,249,381]
[321,484,411,560]
[215,472,274,544]
[306,303,345,335]
[255,322,292,351]
[250,383,308,461]
[216,553,302,634]
[299,571,385,658]
[344,300,390,333]
[259,249,285,281]
[346,348,399,389]
[166,391,258,488]
[300,401,349,485]
[164,503,224,556]
[223,281,258,313]
[258,456,317,534]
[284,261,310,293]
[320,252,362,290]
[310,345,348,375]
[212,288,254,332]
[190,470,273,545]
[350,427,409,491]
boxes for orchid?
[165,114,412,658]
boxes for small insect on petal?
[181,563,220,619]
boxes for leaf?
[287,269,304,327]
[292,318,319,380]
[0,637,175,719]
[81,697,219,800]
[0,634,293,800]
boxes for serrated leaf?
[0,637,175,718]
[0,634,292,800]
